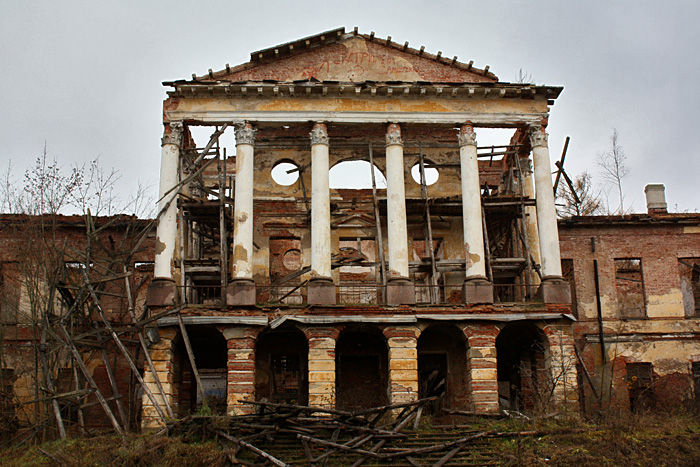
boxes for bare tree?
[70,158,121,216]
[596,129,630,214]
[556,171,603,218]
[1,146,154,217]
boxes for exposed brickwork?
[221,36,496,84]
[226,327,260,415]
[560,216,700,411]
[383,326,420,404]
[302,327,339,408]
[142,328,177,430]
[462,324,499,413]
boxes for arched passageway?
[336,327,389,410]
[417,324,469,413]
[173,326,228,415]
[255,327,309,405]
[496,322,549,412]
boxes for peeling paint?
[233,244,248,263]
[155,237,166,255]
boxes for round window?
[410,163,439,186]
[271,161,300,186]
[282,249,302,270]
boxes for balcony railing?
[178,281,541,307]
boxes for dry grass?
[1,411,699,466]
[494,410,700,467]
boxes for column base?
[387,278,415,305]
[462,276,494,304]
[146,277,178,307]
[226,279,256,306]
[308,278,336,305]
[537,276,572,304]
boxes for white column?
[310,123,331,278]
[530,126,563,278]
[458,124,487,279]
[385,123,410,278]
[154,122,182,279]
[520,157,542,286]
[232,123,256,279]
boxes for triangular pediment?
[204,28,498,84]
[331,213,376,228]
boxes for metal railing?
[180,282,542,306]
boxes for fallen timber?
[158,398,522,466]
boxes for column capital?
[529,126,548,148]
[519,156,533,176]
[385,123,403,147]
[161,121,183,147]
[310,122,329,146]
[235,122,256,146]
[457,124,477,147]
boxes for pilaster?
[141,328,177,429]
[383,326,420,405]
[464,325,500,413]
[303,327,339,408]
[225,327,259,415]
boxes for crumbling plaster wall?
[559,221,700,408]
[559,224,700,321]
[165,95,549,122]
[208,126,523,289]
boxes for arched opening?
[271,160,300,186]
[336,327,389,410]
[496,322,549,412]
[173,326,228,415]
[329,160,386,189]
[410,162,439,186]
[255,327,309,405]
[417,324,468,413]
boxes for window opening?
[561,259,578,318]
[615,258,645,318]
[271,161,300,186]
[410,163,438,185]
[679,258,700,317]
[626,362,654,411]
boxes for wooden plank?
[177,312,207,405]
[123,266,174,418]
[58,323,123,436]
[419,143,438,304]
[368,142,387,302]
[81,270,168,425]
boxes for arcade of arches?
[142,320,577,424]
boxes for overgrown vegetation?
[1,411,698,466]
[496,410,700,467]
[0,146,158,443]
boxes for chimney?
[645,184,667,214]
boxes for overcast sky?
[1,0,698,214]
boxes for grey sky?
[1,0,698,213]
